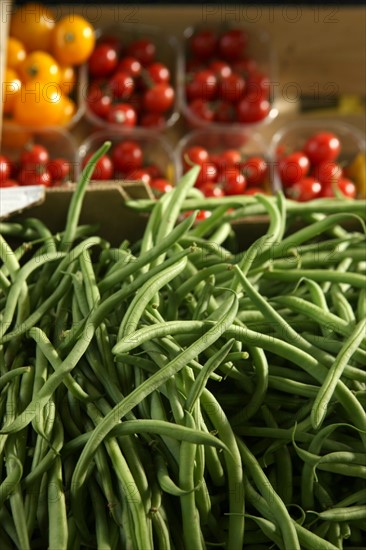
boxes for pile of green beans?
[0,141,365,550]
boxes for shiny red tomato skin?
[0,155,11,182]
[18,167,52,187]
[190,30,218,60]
[82,153,114,180]
[88,44,118,78]
[241,156,268,186]
[285,177,322,201]
[236,98,270,123]
[143,84,174,113]
[20,144,49,167]
[127,39,156,65]
[279,152,310,187]
[107,104,137,127]
[303,132,341,165]
[112,141,143,173]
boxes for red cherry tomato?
[144,165,162,179]
[285,177,322,201]
[321,177,356,199]
[199,182,225,198]
[47,158,70,181]
[97,35,122,53]
[18,166,52,187]
[195,162,218,188]
[218,73,246,103]
[82,153,113,180]
[150,178,173,195]
[313,161,342,185]
[117,56,142,78]
[279,152,310,187]
[143,83,174,113]
[109,71,134,100]
[126,169,151,185]
[107,103,137,127]
[190,30,217,60]
[86,85,112,119]
[186,70,217,101]
[221,169,247,195]
[245,72,271,101]
[218,29,248,60]
[241,156,268,186]
[196,209,212,221]
[231,57,257,76]
[127,39,156,65]
[236,97,270,123]
[88,44,118,78]
[183,146,209,170]
[209,60,232,79]
[112,141,143,173]
[20,144,49,167]
[146,62,170,84]
[188,98,215,122]
[212,149,241,171]
[303,132,341,165]
[0,155,11,182]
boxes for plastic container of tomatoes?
[78,128,178,192]
[180,23,278,131]
[0,124,80,186]
[84,25,181,132]
[270,119,366,200]
[176,127,273,197]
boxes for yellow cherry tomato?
[13,79,64,127]
[6,37,27,70]
[58,65,76,95]
[10,2,55,52]
[18,51,60,84]
[58,95,77,126]
[52,15,95,67]
[2,68,22,115]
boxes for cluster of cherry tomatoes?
[276,131,357,201]
[86,35,175,129]
[184,28,271,125]
[82,141,173,196]
[3,2,95,127]
[0,143,72,188]
[182,145,269,197]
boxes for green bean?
[185,339,234,414]
[312,318,366,429]
[314,505,366,522]
[151,509,172,550]
[61,141,111,250]
[302,332,366,373]
[179,411,203,550]
[48,456,68,550]
[0,367,31,391]
[98,212,196,292]
[263,268,366,288]
[0,454,23,508]
[236,437,300,549]
[71,291,238,526]
[200,389,244,550]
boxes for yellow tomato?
[2,68,22,115]
[13,79,64,127]
[10,2,55,52]
[52,15,95,66]
[18,51,60,84]
[58,65,76,95]
[6,37,27,70]
[58,95,76,126]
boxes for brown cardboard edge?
[11,181,154,246]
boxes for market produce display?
[183,26,272,125]
[181,144,270,196]
[0,143,72,188]
[275,131,359,201]
[4,2,95,127]
[86,32,176,129]
[0,144,365,549]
